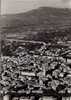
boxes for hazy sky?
[1,0,71,15]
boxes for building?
[62,50,71,65]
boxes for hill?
[0,7,71,42]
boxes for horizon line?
[1,6,71,16]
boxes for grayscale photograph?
[0,0,71,100]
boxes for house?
[61,50,71,65]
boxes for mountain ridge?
[0,7,71,27]
[0,7,71,42]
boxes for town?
[1,36,71,100]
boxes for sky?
[1,0,71,15]
[0,0,1,13]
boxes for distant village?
[0,33,71,100]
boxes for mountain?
[0,7,71,42]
